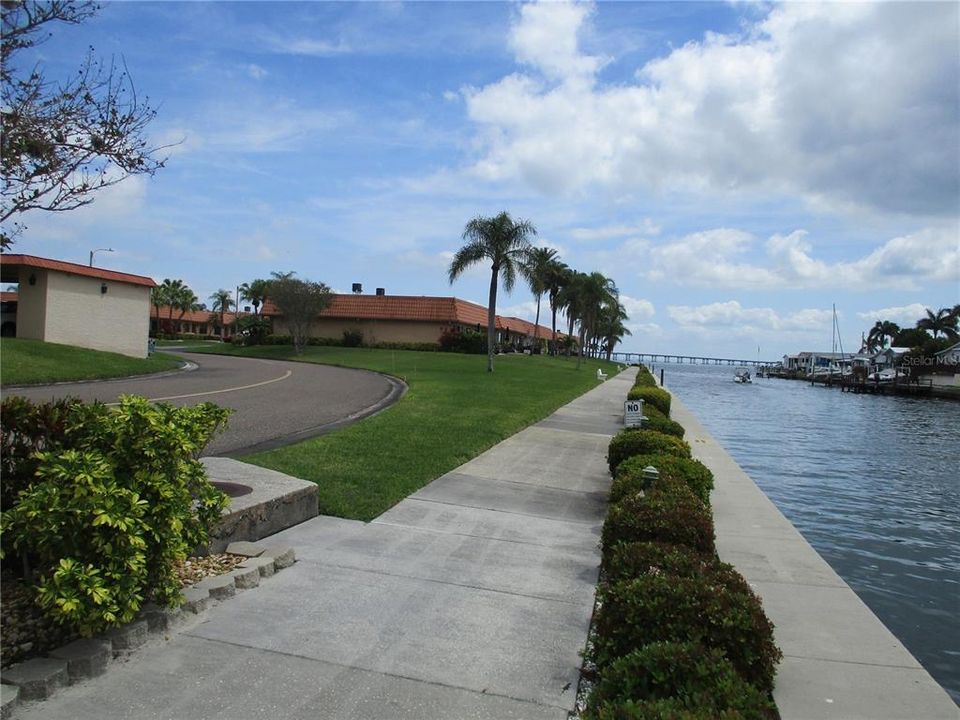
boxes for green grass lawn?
[0,338,182,386]
[193,344,617,520]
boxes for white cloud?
[640,226,959,290]
[464,1,959,217]
[620,295,655,322]
[857,304,931,327]
[667,301,832,332]
[570,219,660,241]
[246,63,268,80]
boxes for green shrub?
[627,386,672,415]
[601,484,715,555]
[591,575,782,692]
[1,396,230,636]
[608,430,691,473]
[587,641,774,719]
[633,366,657,388]
[0,396,81,510]
[604,542,751,598]
[640,415,685,439]
[342,328,364,347]
[613,455,714,506]
[586,697,747,720]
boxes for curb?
[0,541,296,719]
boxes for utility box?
[624,399,644,427]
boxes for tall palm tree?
[544,260,570,354]
[867,320,900,351]
[917,307,959,341]
[448,211,537,372]
[558,271,586,358]
[597,300,631,361]
[521,246,559,344]
[175,288,200,329]
[575,272,619,367]
[209,289,234,340]
[239,278,270,315]
[152,278,185,335]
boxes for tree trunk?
[487,265,499,373]
[566,315,575,357]
[533,293,541,343]
[576,326,586,369]
[550,302,557,355]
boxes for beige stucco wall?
[272,317,445,345]
[14,268,49,340]
[43,271,152,357]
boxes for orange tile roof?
[1,291,17,302]
[1,254,156,287]
[262,294,561,338]
[151,306,237,324]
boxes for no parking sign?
[624,399,644,427]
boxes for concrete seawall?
[668,394,958,720]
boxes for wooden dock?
[808,375,934,397]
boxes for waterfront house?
[263,292,560,350]
[872,347,911,369]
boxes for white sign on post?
[624,399,644,427]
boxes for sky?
[7,0,959,360]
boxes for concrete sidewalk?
[16,370,633,720]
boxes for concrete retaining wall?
[668,394,958,720]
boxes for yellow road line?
[108,369,294,404]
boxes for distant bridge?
[611,352,779,367]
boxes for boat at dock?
[733,369,752,384]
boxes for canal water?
[659,363,960,704]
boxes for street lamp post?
[89,248,114,266]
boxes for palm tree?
[574,272,619,367]
[175,288,201,330]
[239,278,270,315]
[558,271,586,358]
[543,260,570,354]
[917,307,959,341]
[448,211,537,372]
[209,289,234,340]
[597,300,631,361]
[521,246,559,345]
[866,320,901,351]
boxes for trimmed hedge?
[601,482,715,556]
[627,386,672,415]
[604,542,752,599]
[591,575,782,692]
[639,414,685,439]
[613,454,714,506]
[587,698,748,719]
[586,641,774,719]
[633,366,657,388]
[608,429,691,473]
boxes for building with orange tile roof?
[1,254,156,358]
[260,292,563,349]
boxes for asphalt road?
[6,351,404,456]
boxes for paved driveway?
[6,351,403,456]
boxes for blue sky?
[10,1,959,359]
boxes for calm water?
[659,364,960,704]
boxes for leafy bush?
[342,328,364,347]
[368,341,440,352]
[640,403,666,420]
[613,455,714,506]
[633,366,657,388]
[0,397,81,510]
[587,641,774,719]
[1,397,230,636]
[627,386,672,415]
[591,575,782,692]
[608,430,691,473]
[439,328,487,354]
[604,542,751,598]
[601,483,715,555]
[588,698,751,719]
[640,415,685,439]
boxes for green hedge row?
[613,454,714,506]
[586,380,781,718]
